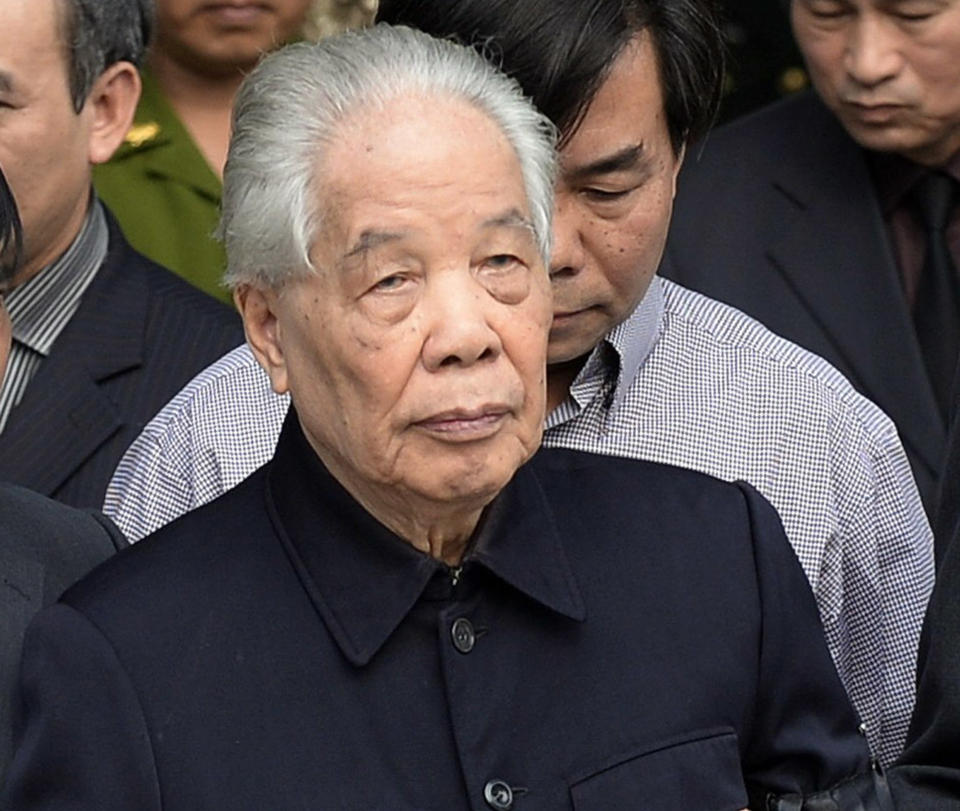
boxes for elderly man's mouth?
[414,408,511,440]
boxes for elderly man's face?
[548,31,684,367]
[792,0,960,166]
[155,0,313,75]
[253,95,551,508]
[0,0,99,284]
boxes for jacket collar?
[0,211,147,496]
[266,409,585,667]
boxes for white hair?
[219,23,557,289]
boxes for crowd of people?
[0,0,957,807]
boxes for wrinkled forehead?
[307,102,532,271]
[317,93,528,214]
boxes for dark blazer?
[0,211,243,509]
[663,91,943,514]
[0,484,125,786]
[2,415,888,809]
[888,371,960,808]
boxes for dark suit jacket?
[888,371,960,808]
[0,211,243,509]
[0,484,125,786]
[664,91,943,515]
[2,414,887,809]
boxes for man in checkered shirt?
[105,0,933,767]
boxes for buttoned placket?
[433,567,529,810]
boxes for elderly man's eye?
[484,254,522,271]
[371,273,409,292]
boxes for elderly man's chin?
[406,416,544,503]
[301,400,544,515]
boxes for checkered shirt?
[105,276,934,766]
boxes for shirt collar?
[546,276,664,429]
[5,199,107,356]
[866,147,960,215]
[266,408,585,668]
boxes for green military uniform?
[93,70,231,305]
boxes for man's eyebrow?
[481,209,536,235]
[566,144,646,180]
[342,230,405,260]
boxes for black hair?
[376,0,725,152]
[0,166,23,288]
[58,0,154,113]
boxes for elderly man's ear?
[85,62,141,166]
[235,284,291,396]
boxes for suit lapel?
[763,101,944,476]
[0,233,146,497]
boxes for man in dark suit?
[888,371,960,806]
[664,0,960,521]
[0,0,243,508]
[1,165,126,786]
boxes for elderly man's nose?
[421,284,502,371]
[845,19,902,87]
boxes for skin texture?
[239,95,552,564]
[546,31,684,405]
[0,0,139,285]
[792,0,960,166]
[153,0,314,76]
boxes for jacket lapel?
[765,102,944,476]
[0,229,146,497]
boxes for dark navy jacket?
[0,485,125,788]
[664,91,943,516]
[0,211,242,509]
[3,412,882,809]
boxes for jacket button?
[484,779,513,810]
[451,617,476,653]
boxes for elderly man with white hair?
[5,25,888,810]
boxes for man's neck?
[148,52,243,179]
[546,356,588,413]
[13,196,91,289]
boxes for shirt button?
[451,617,476,653]
[484,779,513,810]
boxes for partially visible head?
[0,165,23,377]
[152,0,313,77]
[0,0,146,285]
[377,0,725,366]
[790,0,960,166]
[377,0,723,156]
[225,25,557,518]
[60,0,153,112]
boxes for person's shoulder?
[657,279,898,441]
[701,91,830,156]
[532,445,750,504]
[681,92,845,190]
[136,343,286,451]
[105,227,237,328]
[0,484,117,545]
[0,484,123,588]
[62,466,272,620]
[529,448,770,565]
